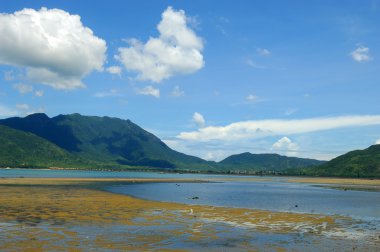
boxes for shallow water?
[1,172,379,251]
[106,181,380,220]
[0,168,254,179]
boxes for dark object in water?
[295,205,298,208]
[192,196,199,200]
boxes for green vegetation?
[2,113,378,177]
[0,125,86,168]
[0,113,212,170]
[290,145,380,178]
[219,152,324,173]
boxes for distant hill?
[6,113,376,178]
[219,152,324,172]
[0,125,85,168]
[0,113,211,170]
[297,145,380,178]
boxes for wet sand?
[0,178,379,251]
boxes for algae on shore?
[0,178,379,251]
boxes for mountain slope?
[0,113,211,170]
[302,145,380,177]
[219,152,324,172]
[0,125,84,168]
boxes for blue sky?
[1,0,379,161]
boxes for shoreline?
[2,167,380,179]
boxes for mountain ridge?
[1,113,375,177]
[292,144,380,177]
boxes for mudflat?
[0,178,378,251]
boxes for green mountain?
[0,113,328,174]
[218,152,324,173]
[0,125,86,168]
[0,113,211,170]
[297,145,380,178]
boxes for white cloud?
[35,90,44,97]
[246,59,267,69]
[193,112,205,128]
[246,94,258,102]
[0,105,18,118]
[171,85,184,97]
[284,108,297,116]
[106,66,122,75]
[16,104,30,110]
[24,106,45,116]
[350,46,371,62]
[93,89,121,98]
[4,70,14,81]
[0,7,106,90]
[271,137,299,156]
[136,86,160,98]
[13,83,33,94]
[177,115,380,142]
[116,6,204,82]
[376,139,380,145]
[257,48,271,56]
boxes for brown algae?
[0,178,379,251]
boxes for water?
[106,181,380,220]
[0,168,249,179]
[1,168,379,220]
[1,168,379,250]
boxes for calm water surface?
[0,168,250,179]
[1,169,379,220]
[106,181,380,220]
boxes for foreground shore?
[0,177,379,251]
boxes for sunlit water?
[106,181,380,220]
[1,168,379,251]
[1,168,379,220]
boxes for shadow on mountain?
[0,113,81,152]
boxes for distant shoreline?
[1,166,379,179]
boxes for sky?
[0,0,379,161]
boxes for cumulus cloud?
[177,115,380,141]
[13,83,33,94]
[0,7,106,90]
[106,66,122,75]
[257,48,271,56]
[350,46,371,62]
[271,137,299,156]
[193,112,205,128]
[116,6,204,82]
[136,86,160,98]
[171,85,184,97]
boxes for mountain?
[298,145,380,178]
[218,152,324,172]
[0,113,212,170]
[0,125,86,168]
